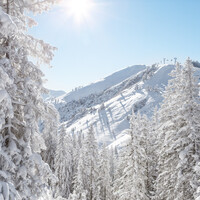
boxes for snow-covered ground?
[48,64,200,148]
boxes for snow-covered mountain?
[49,64,200,148]
[60,65,146,103]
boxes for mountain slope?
[55,65,146,103]
[51,64,200,147]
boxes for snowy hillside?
[51,64,200,147]
[54,65,146,103]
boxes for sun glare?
[63,0,95,24]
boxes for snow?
[0,171,7,180]
[179,149,187,160]
[145,64,175,89]
[0,7,17,37]
[18,166,27,179]
[0,182,9,200]
[0,90,7,103]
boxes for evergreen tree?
[148,107,159,198]
[109,147,116,183]
[83,126,100,200]
[113,112,152,200]
[0,0,58,199]
[113,149,128,200]
[156,60,200,200]
[71,151,87,200]
[130,113,150,200]
[55,125,73,199]
[70,132,83,193]
[98,144,113,200]
[71,126,100,200]
[42,104,59,174]
[113,113,137,200]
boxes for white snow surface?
[49,64,200,148]
[0,7,18,37]
[0,90,8,103]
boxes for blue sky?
[30,0,200,92]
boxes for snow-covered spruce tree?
[0,53,20,199]
[0,0,58,199]
[109,146,117,183]
[70,132,82,193]
[41,104,59,173]
[83,126,100,200]
[113,112,153,200]
[69,151,87,200]
[129,113,151,200]
[112,148,128,200]
[98,144,113,200]
[55,125,73,199]
[148,107,159,198]
[113,113,137,200]
[156,60,200,200]
[67,131,85,199]
[71,126,100,200]
[0,7,22,199]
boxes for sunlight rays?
[63,0,95,24]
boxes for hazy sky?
[30,0,200,92]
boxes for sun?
[63,0,95,24]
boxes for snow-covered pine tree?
[70,151,87,200]
[55,125,73,199]
[41,104,59,173]
[148,107,159,198]
[71,126,100,200]
[113,112,137,200]
[70,132,82,193]
[155,63,185,200]
[156,60,200,200]
[113,112,152,200]
[109,146,117,183]
[0,0,58,199]
[83,126,100,200]
[0,50,20,199]
[129,113,151,200]
[112,148,128,200]
[98,144,113,200]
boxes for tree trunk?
[6,0,10,59]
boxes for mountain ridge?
[55,65,146,103]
